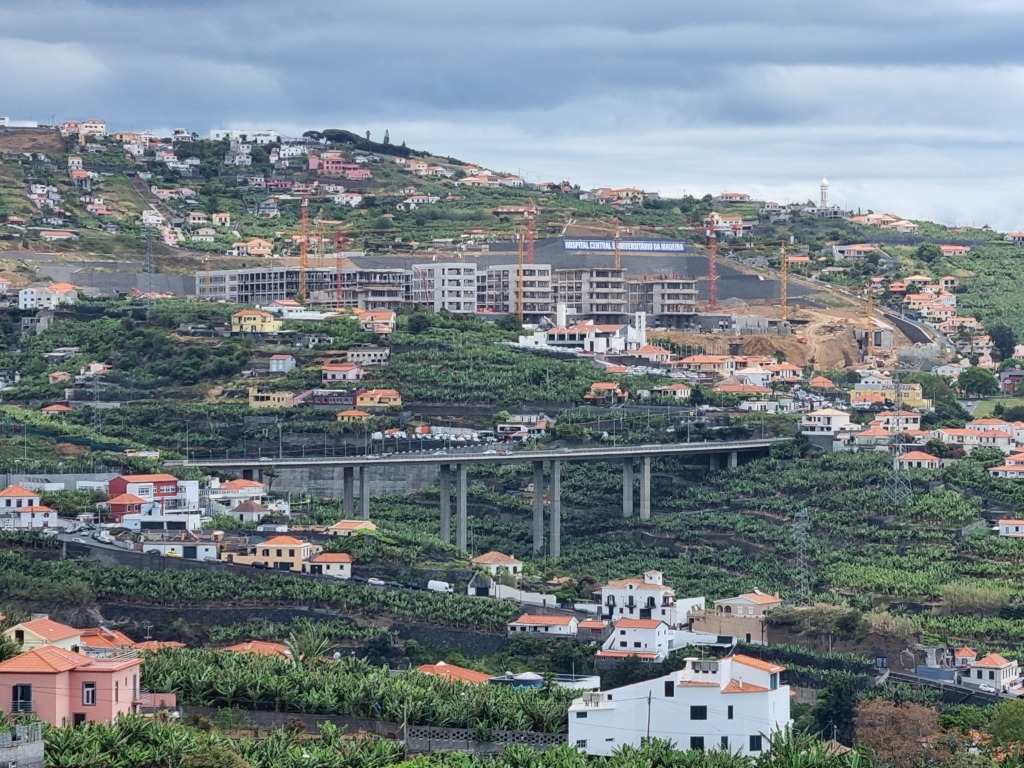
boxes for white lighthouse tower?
[820,177,829,209]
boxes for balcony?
[9,701,33,714]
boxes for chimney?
[556,302,567,328]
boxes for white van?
[427,580,453,594]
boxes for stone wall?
[0,723,44,768]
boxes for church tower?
[820,177,829,209]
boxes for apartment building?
[626,275,698,328]
[477,264,554,322]
[411,263,477,313]
[553,268,627,323]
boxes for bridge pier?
[439,465,451,545]
[456,463,468,552]
[549,459,561,558]
[533,461,545,554]
[342,466,354,518]
[639,455,651,520]
[709,454,720,471]
[359,466,370,519]
[622,459,634,517]
[728,451,738,469]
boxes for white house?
[121,506,205,532]
[596,618,673,663]
[0,484,58,530]
[931,428,1014,454]
[507,614,579,637]
[268,354,296,374]
[595,571,688,627]
[301,552,353,579]
[334,193,364,208]
[568,654,791,756]
[141,541,218,560]
[799,408,855,436]
[322,363,364,383]
[470,551,523,579]
[962,653,1020,693]
[998,519,1024,538]
[18,284,78,311]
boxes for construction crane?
[866,284,875,359]
[706,219,719,311]
[517,227,525,322]
[335,228,353,311]
[525,198,538,265]
[779,245,788,322]
[298,195,309,302]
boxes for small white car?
[367,577,386,586]
[978,684,997,693]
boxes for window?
[990,671,995,680]
[575,740,587,749]
[664,681,675,698]
[690,706,707,720]
[82,682,96,706]
[690,737,705,751]
[619,630,626,636]
[770,673,779,690]
[749,735,763,753]
[634,642,642,648]
[575,712,587,719]
[728,705,734,720]
[12,684,31,713]
[114,681,119,704]
[619,642,627,648]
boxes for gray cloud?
[2,0,1024,228]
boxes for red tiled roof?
[260,536,309,547]
[578,620,607,630]
[974,653,1012,668]
[900,451,938,462]
[79,627,134,649]
[954,646,976,658]
[737,592,782,605]
[118,474,178,483]
[106,493,148,505]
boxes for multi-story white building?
[594,571,698,628]
[596,618,673,662]
[0,485,58,529]
[553,268,627,323]
[477,264,553,321]
[209,129,281,145]
[569,654,791,756]
[962,653,1020,693]
[411,263,477,313]
[18,284,79,311]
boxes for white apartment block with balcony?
[411,264,478,313]
[594,571,701,628]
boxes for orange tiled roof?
[615,618,664,629]
[417,661,491,685]
[311,553,353,563]
[0,645,88,673]
[974,653,1012,668]
[259,536,309,547]
[106,493,149,505]
[134,640,185,652]
[737,592,782,605]
[0,485,38,498]
[14,618,80,642]
[900,451,938,462]
[220,479,265,490]
[731,654,785,673]
[511,614,575,626]
[722,679,771,693]
[954,646,976,658]
[328,520,374,530]
[221,641,292,658]
[601,578,674,593]
[578,620,607,630]
[118,474,178,483]
[79,627,134,649]
[471,551,522,565]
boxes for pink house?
[322,363,364,383]
[0,645,148,726]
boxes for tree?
[407,314,431,334]
[998,358,1024,372]
[958,366,999,397]
[383,130,390,146]
[495,313,523,332]
[854,699,940,768]
[302,130,323,142]
[989,323,1017,362]
[924,438,951,459]
[915,243,942,264]
[814,671,861,745]
[989,699,1024,745]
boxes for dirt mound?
[0,128,65,154]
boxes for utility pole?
[646,690,652,742]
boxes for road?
[169,438,786,471]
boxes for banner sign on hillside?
[562,239,687,253]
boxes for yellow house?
[249,387,302,409]
[232,309,282,334]
[337,409,372,422]
[223,535,321,572]
[5,617,82,651]
[356,389,402,408]
[211,212,232,227]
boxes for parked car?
[979,684,997,693]
[367,577,386,586]
[251,562,268,569]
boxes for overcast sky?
[3,0,1023,229]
